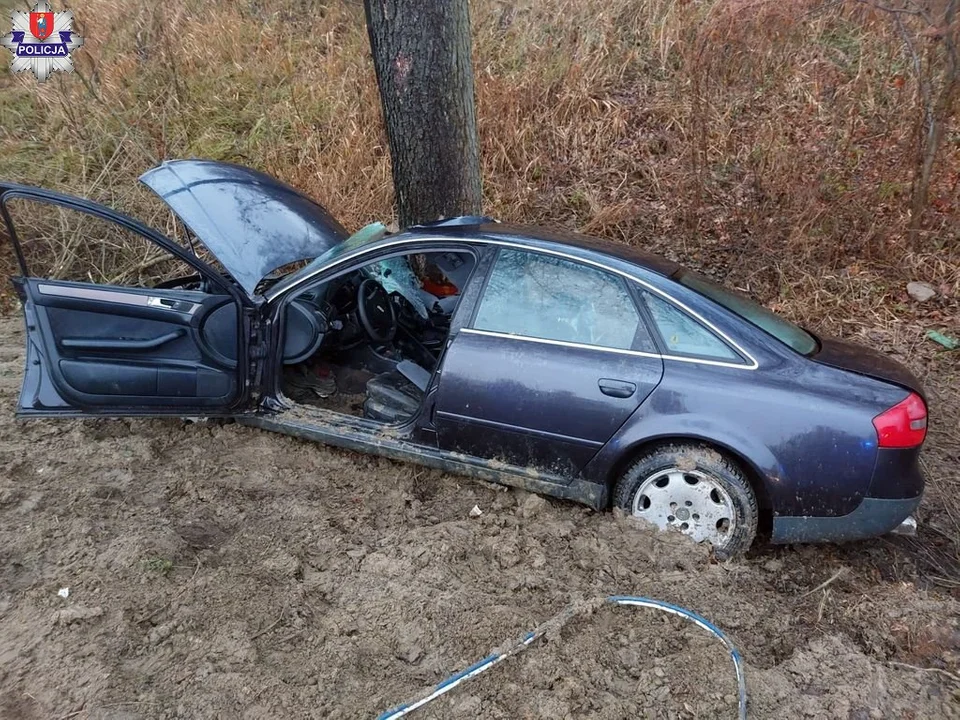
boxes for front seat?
[363,360,431,422]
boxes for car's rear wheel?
[613,443,758,559]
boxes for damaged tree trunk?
[363,0,483,229]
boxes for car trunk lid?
[139,160,349,297]
[813,335,924,397]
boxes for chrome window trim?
[461,328,754,370]
[267,235,759,370]
[461,328,658,359]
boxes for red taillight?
[873,392,927,448]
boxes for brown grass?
[0,0,957,562]
[0,0,957,288]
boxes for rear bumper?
[868,447,925,499]
[771,494,922,544]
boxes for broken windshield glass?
[364,255,430,318]
[272,222,390,296]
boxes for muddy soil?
[0,315,958,719]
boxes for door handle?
[147,296,201,314]
[598,378,636,398]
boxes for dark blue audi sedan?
[3,160,927,557]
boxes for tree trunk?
[363,0,482,229]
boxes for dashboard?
[282,268,455,366]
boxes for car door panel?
[435,413,599,477]
[18,278,239,411]
[434,330,663,476]
[2,185,252,418]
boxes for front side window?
[3,196,194,287]
[473,249,646,351]
[642,291,741,361]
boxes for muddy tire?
[613,443,758,559]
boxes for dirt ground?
[0,315,958,720]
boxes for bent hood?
[813,336,924,397]
[140,160,349,296]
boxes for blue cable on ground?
[377,595,748,720]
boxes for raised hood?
[813,335,925,397]
[140,160,349,296]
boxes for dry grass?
[0,0,957,286]
[0,0,957,561]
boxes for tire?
[613,443,759,559]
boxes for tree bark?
[363,0,483,229]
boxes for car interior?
[279,250,477,423]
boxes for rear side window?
[677,270,818,356]
[642,292,741,361]
[474,249,651,351]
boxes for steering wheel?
[356,278,397,343]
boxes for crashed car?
[2,160,927,557]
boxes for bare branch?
[894,10,933,117]
[856,0,960,238]
[896,13,923,79]
[901,0,937,26]
[854,0,937,27]
[855,0,925,17]
[806,0,846,18]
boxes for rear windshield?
[677,271,819,356]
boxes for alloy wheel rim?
[631,467,736,545]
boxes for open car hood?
[140,160,349,296]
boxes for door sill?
[275,398,418,437]
[15,407,244,419]
[240,409,608,510]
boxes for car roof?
[265,217,683,302]
[413,219,682,278]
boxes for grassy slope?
[0,1,956,309]
[0,0,957,560]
